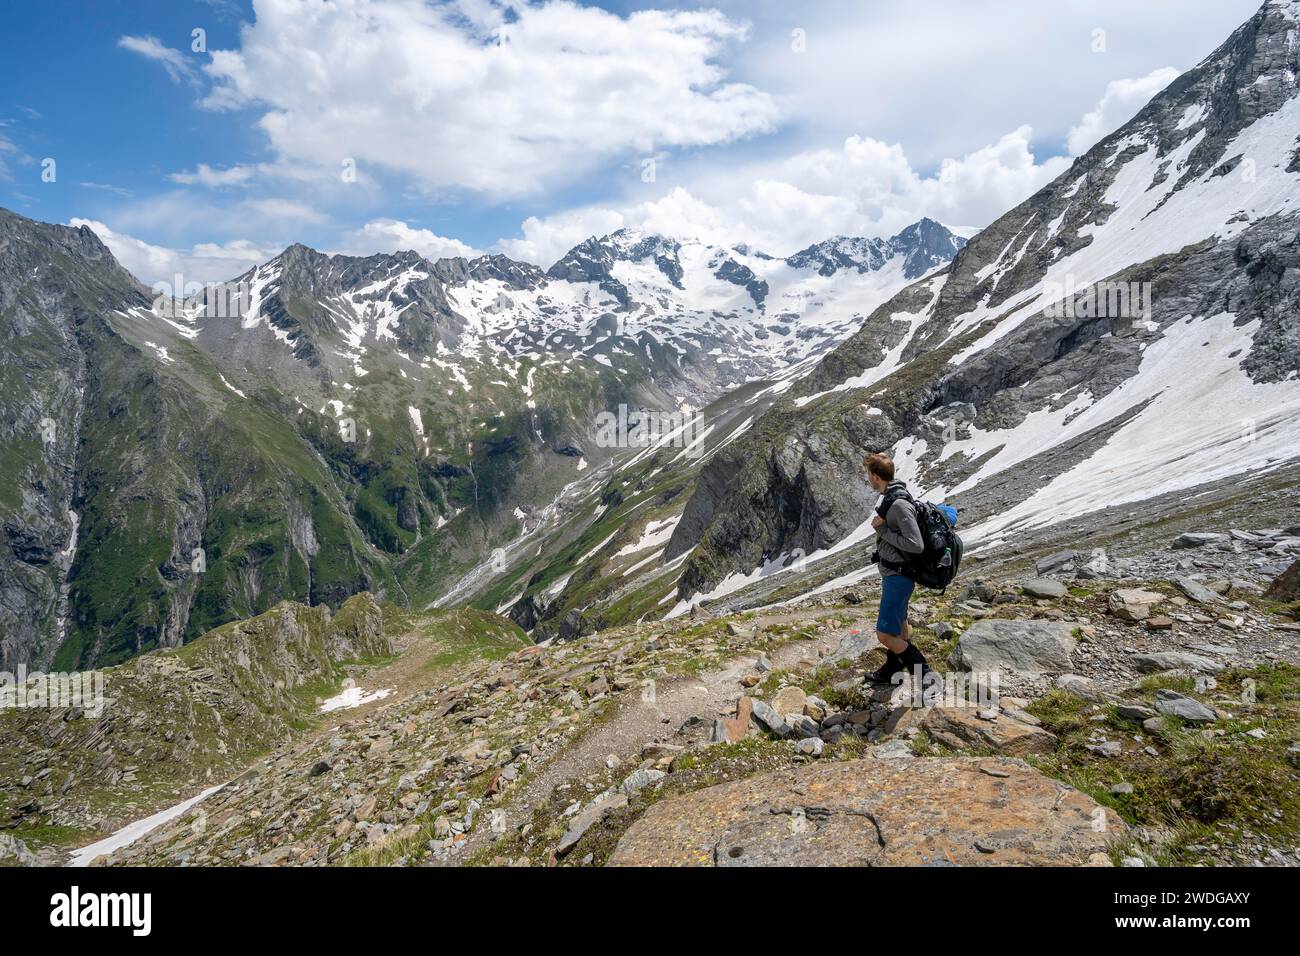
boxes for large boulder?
[1171,576,1220,605]
[948,620,1077,673]
[1034,551,1078,574]
[608,757,1123,866]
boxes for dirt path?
[447,605,870,862]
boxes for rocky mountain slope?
[3,520,1295,867]
[0,593,525,863]
[0,204,962,670]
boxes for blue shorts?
[876,574,915,636]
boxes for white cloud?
[117,35,199,85]
[1066,67,1181,156]
[170,163,256,187]
[70,218,272,286]
[200,0,780,197]
[338,218,480,260]
[731,0,1258,167]
[498,206,628,267]
[497,56,1192,264]
[499,126,1071,261]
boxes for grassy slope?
[1,593,525,855]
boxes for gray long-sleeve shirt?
[875,481,924,576]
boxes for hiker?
[861,452,941,692]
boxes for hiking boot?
[863,651,904,685]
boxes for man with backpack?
[861,452,946,695]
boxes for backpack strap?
[873,483,915,573]
[875,482,914,520]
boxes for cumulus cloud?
[499,125,1071,262]
[337,218,480,260]
[117,35,200,85]
[496,59,1186,264]
[1066,67,1180,156]
[199,0,779,197]
[498,206,630,267]
[70,218,273,286]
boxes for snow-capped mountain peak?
[786,218,969,279]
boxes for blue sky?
[0,0,1264,284]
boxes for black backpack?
[875,486,964,591]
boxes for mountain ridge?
[0,203,963,668]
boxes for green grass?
[1028,663,1300,865]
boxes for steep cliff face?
[0,214,149,668]
[0,214,395,669]
[668,0,1300,603]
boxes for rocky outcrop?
[920,706,1058,756]
[608,757,1123,866]
[949,620,1078,674]
[0,593,392,842]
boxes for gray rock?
[1115,703,1158,721]
[620,768,667,796]
[1108,588,1165,621]
[1022,578,1068,599]
[828,629,874,664]
[1131,651,1223,674]
[1054,673,1102,700]
[795,737,824,756]
[0,834,38,866]
[1172,532,1228,550]
[557,792,629,855]
[870,738,914,760]
[948,619,1078,673]
[749,699,792,738]
[1153,690,1217,724]
[1035,551,1078,574]
[1172,576,1220,604]
[787,714,821,739]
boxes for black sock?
[898,642,929,673]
